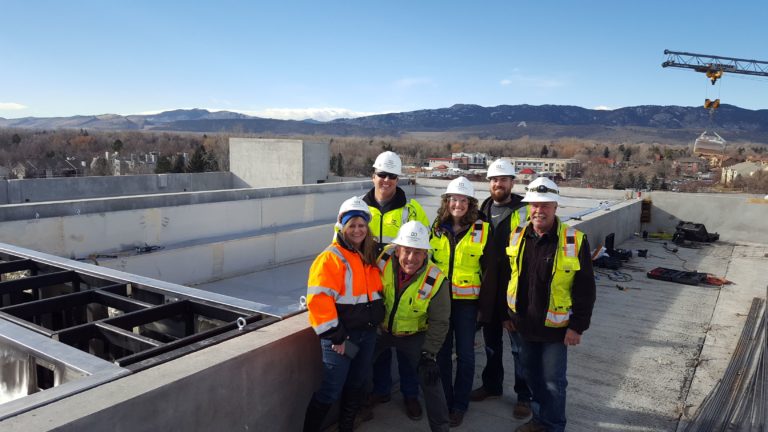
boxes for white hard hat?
[372,151,403,176]
[443,176,474,198]
[337,196,371,227]
[392,221,431,250]
[521,177,560,203]
[486,159,516,179]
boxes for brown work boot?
[514,419,546,432]
[469,386,502,402]
[513,400,532,419]
[404,397,423,420]
[449,410,465,427]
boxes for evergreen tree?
[649,176,661,190]
[171,155,186,173]
[112,139,124,153]
[603,146,610,158]
[540,145,549,157]
[613,173,624,190]
[155,156,172,174]
[187,146,207,172]
[624,147,632,161]
[12,133,21,145]
[336,153,345,177]
[330,154,337,173]
[627,172,636,189]
[636,173,647,189]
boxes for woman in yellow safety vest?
[303,196,385,432]
[429,177,495,427]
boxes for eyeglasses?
[526,184,559,195]
[375,172,398,180]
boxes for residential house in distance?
[674,157,708,177]
[11,158,80,179]
[721,161,767,185]
[501,157,581,180]
[516,167,538,183]
[451,152,488,169]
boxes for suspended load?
[693,131,726,155]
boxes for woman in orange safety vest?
[303,196,385,432]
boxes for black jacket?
[477,194,525,323]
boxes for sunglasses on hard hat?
[527,184,559,195]
[375,172,398,180]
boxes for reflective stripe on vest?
[470,220,485,243]
[325,245,382,303]
[417,265,442,300]
[382,260,445,335]
[506,222,582,328]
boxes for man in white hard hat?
[505,177,596,432]
[364,150,430,420]
[471,159,533,420]
[371,221,451,432]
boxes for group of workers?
[303,151,596,432]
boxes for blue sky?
[2,1,766,121]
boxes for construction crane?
[662,49,768,84]
[661,50,768,159]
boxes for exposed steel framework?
[662,49,768,80]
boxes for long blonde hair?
[339,218,378,265]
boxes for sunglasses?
[526,184,559,195]
[375,172,398,180]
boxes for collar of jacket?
[363,186,407,213]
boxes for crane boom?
[662,49,768,78]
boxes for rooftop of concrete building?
[0,164,766,431]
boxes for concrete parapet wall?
[1,314,320,432]
[0,172,234,204]
[0,181,370,276]
[569,199,643,249]
[645,191,768,244]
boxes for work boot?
[449,410,465,427]
[404,397,423,420]
[368,393,391,405]
[514,419,546,432]
[469,386,502,402]
[513,400,532,420]
[303,396,332,432]
[338,388,363,432]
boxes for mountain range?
[2,104,768,144]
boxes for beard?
[490,187,510,202]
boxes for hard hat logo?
[372,151,403,176]
[486,159,516,179]
[392,221,431,250]
[443,176,474,198]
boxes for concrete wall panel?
[2,315,321,432]
[0,173,233,204]
[645,191,768,244]
[275,225,332,264]
[303,140,330,184]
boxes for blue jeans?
[514,333,568,432]
[437,300,477,413]
[372,347,420,398]
[479,321,532,400]
[314,328,378,404]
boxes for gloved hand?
[418,352,440,386]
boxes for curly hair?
[339,219,378,265]
[433,195,480,230]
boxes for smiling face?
[372,171,398,202]
[396,245,427,275]
[529,201,557,235]
[489,176,514,203]
[447,195,469,221]
[342,216,369,249]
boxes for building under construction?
[0,139,766,431]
